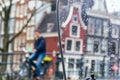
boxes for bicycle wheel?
[18,62,33,80]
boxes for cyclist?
[29,29,46,80]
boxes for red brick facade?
[62,6,86,53]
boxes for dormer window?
[70,24,80,37]
[47,23,54,32]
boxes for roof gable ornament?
[62,3,86,30]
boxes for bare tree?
[0,0,50,71]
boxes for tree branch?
[0,11,4,20]
[8,13,34,43]
[0,3,5,20]
[8,2,50,44]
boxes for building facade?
[60,3,87,79]
[13,0,53,70]
[85,0,120,78]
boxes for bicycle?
[15,49,52,80]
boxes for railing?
[0,52,25,80]
[0,52,57,80]
[0,52,119,80]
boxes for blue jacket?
[34,36,46,53]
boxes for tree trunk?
[1,9,10,72]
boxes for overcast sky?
[106,0,120,13]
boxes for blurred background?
[0,0,120,80]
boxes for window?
[27,27,34,40]
[68,58,74,69]
[0,37,3,48]
[20,5,24,18]
[112,26,119,38]
[101,39,108,53]
[9,19,15,33]
[15,21,19,33]
[74,40,82,53]
[76,59,80,69]
[16,6,20,17]
[65,39,73,52]
[8,43,12,52]
[65,38,82,53]
[27,28,29,40]
[75,41,81,51]
[20,20,23,31]
[73,15,78,22]
[18,37,22,51]
[14,39,18,51]
[24,19,27,25]
[111,41,117,54]
[86,38,93,53]
[88,18,95,35]
[30,27,34,40]
[23,19,27,32]
[28,13,31,26]
[95,19,102,35]
[70,24,80,37]
[90,60,95,72]
[103,21,109,37]
[93,39,100,53]
[31,16,35,25]
[47,23,54,32]
[24,4,27,16]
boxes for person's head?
[34,29,41,39]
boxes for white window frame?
[103,21,109,37]
[88,18,95,35]
[70,23,80,38]
[24,4,27,16]
[111,41,118,54]
[20,5,24,18]
[101,39,108,53]
[20,20,23,31]
[15,21,19,33]
[9,19,14,34]
[93,39,100,54]
[68,58,75,69]
[27,28,30,40]
[16,6,20,17]
[112,26,119,38]
[65,38,83,53]
[95,19,102,36]
[74,39,83,53]
[65,38,74,53]
[31,16,35,25]
[29,27,34,40]
[28,13,31,26]
[86,38,94,53]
